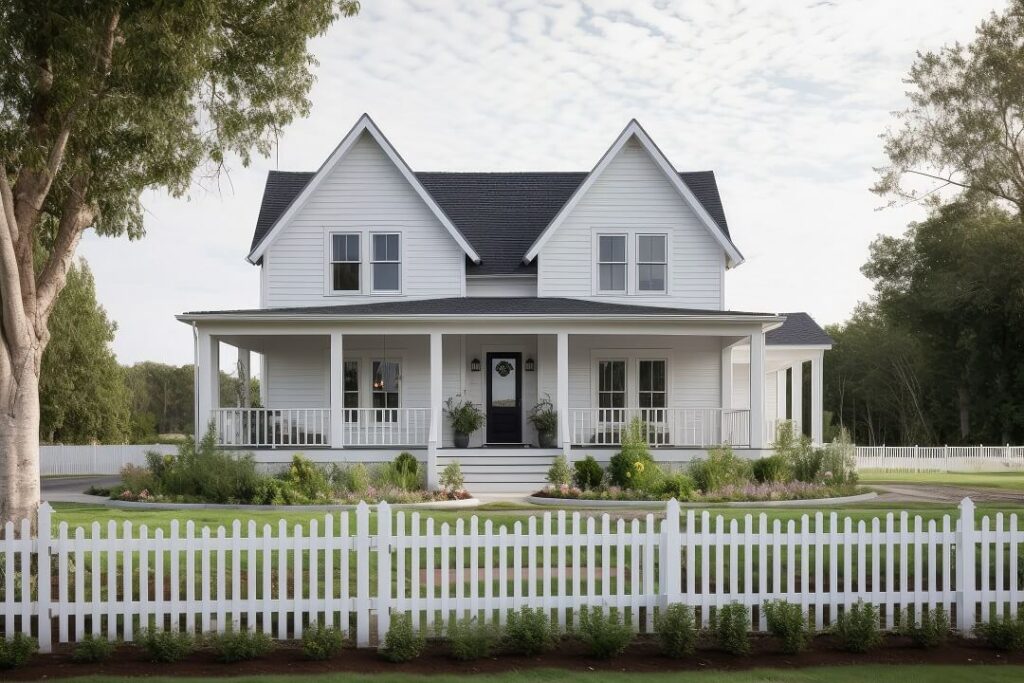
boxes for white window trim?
[591,229,671,296]
[370,231,403,295]
[594,233,628,295]
[589,349,672,409]
[636,233,668,294]
[594,357,627,410]
[342,358,361,422]
[636,358,668,411]
[326,231,362,295]
[370,355,403,414]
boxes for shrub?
[608,419,656,488]
[444,396,485,435]
[527,395,559,436]
[975,613,1024,651]
[380,613,424,662]
[504,607,557,655]
[573,456,604,490]
[763,600,810,654]
[140,628,195,663]
[140,428,264,504]
[0,632,37,669]
[546,454,572,487]
[72,635,117,663]
[208,627,274,663]
[660,472,696,500]
[710,602,750,656]
[440,461,465,493]
[752,455,790,484]
[302,623,346,660]
[446,616,502,661]
[817,429,858,487]
[283,454,332,502]
[772,423,822,483]
[689,447,751,494]
[119,463,156,495]
[345,463,371,496]
[575,607,632,659]
[898,605,950,649]
[832,600,882,653]
[654,604,697,658]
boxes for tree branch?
[0,166,30,351]
[35,173,93,324]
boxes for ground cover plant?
[975,613,1024,651]
[898,606,950,649]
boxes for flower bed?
[533,480,858,504]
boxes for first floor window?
[372,359,400,421]
[598,360,626,411]
[372,233,401,292]
[638,360,667,414]
[598,235,626,292]
[331,233,360,291]
[637,235,667,292]
[344,361,359,422]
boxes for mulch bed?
[7,634,1024,679]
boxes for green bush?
[763,600,810,654]
[208,627,274,663]
[575,607,633,659]
[446,616,502,661]
[752,455,791,484]
[817,429,858,486]
[975,613,1024,651]
[654,604,697,658]
[772,423,822,483]
[832,600,882,653]
[380,613,424,662]
[608,419,658,489]
[283,454,331,502]
[302,623,346,660]
[660,472,696,500]
[573,456,604,490]
[0,632,37,669]
[439,460,465,493]
[140,628,195,663]
[377,453,422,491]
[140,428,264,503]
[72,635,117,663]
[898,605,950,649]
[504,607,557,655]
[689,447,751,493]
[546,454,572,487]
[711,602,750,656]
[344,463,371,496]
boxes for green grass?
[46,665,1024,683]
[859,471,1024,491]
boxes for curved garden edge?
[525,491,878,509]
[81,496,483,511]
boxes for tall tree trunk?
[0,350,42,524]
[957,382,970,441]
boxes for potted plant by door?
[444,396,485,448]
[528,396,559,448]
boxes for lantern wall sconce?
[470,358,481,372]
[524,357,536,372]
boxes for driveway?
[870,483,1024,505]
[41,475,119,503]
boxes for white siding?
[262,132,466,307]
[466,276,537,297]
[537,138,725,308]
[263,337,330,409]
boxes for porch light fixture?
[470,358,481,372]
[524,357,535,372]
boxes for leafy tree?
[0,0,359,522]
[39,258,130,444]
[124,362,195,440]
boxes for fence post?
[956,497,976,635]
[36,502,53,653]
[944,445,949,473]
[914,444,919,472]
[355,501,371,647]
[661,499,681,608]
[376,502,392,641]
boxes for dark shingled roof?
[184,297,773,319]
[250,170,732,276]
[766,312,833,346]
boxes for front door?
[486,352,522,444]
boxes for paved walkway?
[40,475,119,503]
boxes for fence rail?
[570,408,750,447]
[855,445,1024,472]
[39,444,178,476]
[214,408,331,448]
[1,498,1019,652]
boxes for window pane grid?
[638,235,666,292]
[330,233,360,292]
[372,359,400,422]
[638,360,666,417]
[598,235,627,292]
[372,233,401,292]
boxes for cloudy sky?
[78,0,1004,368]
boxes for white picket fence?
[855,445,1024,472]
[39,444,179,476]
[1,498,1020,652]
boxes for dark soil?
[7,634,1024,680]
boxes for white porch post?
[196,330,219,438]
[790,361,803,435]
[775,369,787,425]
[748,330,765,449]
[720,344,733,409]
[428,331,442,489]
[811,350,824,444]
[238,348,251,409]
[329,331,344,448]
[556,331,570,456]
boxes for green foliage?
[608,420,661,492]
[376,454,423,493]
[654,604,697,658]
[752,455,791,484]
[898,606,950,649]
[301,623,346,660]
[343,463,371,496]
[124,362,197,438]
[283,454,331,502]
[660,472,696,500]
[503,607,557,655]
[439,461,465,493]
[710,603,751,656]
[380,613,424,662]
[0,632,37,669]
[444,396,485,435]
[575,607,633,659]
[546,454,572,487]
[573,456,604,490]
[72,635,117,663]
[445,616,502,661]
[137,428,264,503]
[208,627,274,663]
[833,601,883,653]
[763,600,811,654]
[817,430,858,486]
[140,629,194,663]
[689,447,751,493]
[975,613,1024,651]
[527,396,559,435]
[772,423,822,483]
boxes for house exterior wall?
[536,138,726,308]
[466,276,537,297]
[261,132,466,307]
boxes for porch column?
[720,344,733,409]
[748,330,765,449]
[775,369,787,425]
[329,331,344,448]
[238,348,251,408]
[196,330,219,438]
[428,331,442,489]
[790,361,803,435]
[811,350,824,444]
[556,331,570,456]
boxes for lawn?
[859,471,1024,491]
[45,665,1024,683]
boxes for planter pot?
[453,433,470,448]
[537,431,556,448]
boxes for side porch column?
[720,341,733,443]
[195,330,219,438]
[428,331,442,489]
[329,331,344,448]
[238,348,251,408]
[790,361,803,436]
[811,350,824,444]
[748,330,765,449]
[775,369,787,426]
[557,331,570,456]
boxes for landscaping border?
[526,490,877,509]
[97,497,482,511]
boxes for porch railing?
[342,408,430,446]
[214,408,331,448]
[570,407,750,447]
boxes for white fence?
[855,445,1024,472]
[1,498,1019,652]
[39,444,178,476]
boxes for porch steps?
[438,449,561,494]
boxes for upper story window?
[331,233,361,292]
[372,233,401,292]
[637,235,667,292]
[597,235,627,292]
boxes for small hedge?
[380,613,424,662]
[654,604,697,658]
[302,624,346,660]
[504,607,557,655]
[575,607,633,659]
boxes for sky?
[77,0,1006,368]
